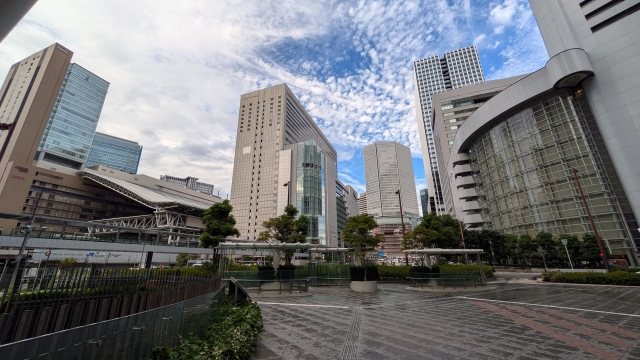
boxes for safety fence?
[0,285,226,360]
[0,264,220,345]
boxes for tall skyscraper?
[230,83,338,245]
[413,45,484,215]
[364,141,419,256]
[336,179,358,247]
[85,132,142,174]
[357,192,367,215]
[419,188,429,216]
[36,63,108,169]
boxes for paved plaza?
[253,281,640,360]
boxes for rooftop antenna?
[217,191,220,196]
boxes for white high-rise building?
[413,45,484,215]
[230,84,338,246]
[357,192,367,215]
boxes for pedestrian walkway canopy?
[403,249,483,255]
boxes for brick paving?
[253,282,640,359]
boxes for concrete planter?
[350,280,378,292]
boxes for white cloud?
[0,0,548,196]
[473,34,487,46]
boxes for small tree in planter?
[343,214,385,287]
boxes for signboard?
[377,251,384,257]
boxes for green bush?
[439,264,494,277]
[542,270,640,286]
[377,265,411,279]
[151,296,263,360]
[349,266,380,281]
[156,266,215,277]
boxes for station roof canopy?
[80,169,214,216]
[308,247,350,253]
[403,248,483,255]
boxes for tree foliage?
[257,205,310,266]
[59,257,76,270]
[199,200,240,248]
[342,214,385,281]
[176,253,198,267]
[403,214,463,250]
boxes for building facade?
[363,141,419,256]
[431,75,526,228]
[357,192,367,215]
[527,0,640,260]
[336,179,359,247]
[413,46,485,215]
[447,46,639,264]
[230,84,338,246]
[85,132,142,174]
[160,175,214,196]
[419,188,429,216]
[37,63,109,169]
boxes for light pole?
[572,169,610,272]
[395,189,408,265]
[561,238,574,270]
[283,182,290,205]
[537,246,548,272]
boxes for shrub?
[542,270,640,286]
[350,266,380,281]
[411,266,432,274]
[257,265,275,281]
[439,264,493,277]
[151,296,263,360]
[377,265,411,279]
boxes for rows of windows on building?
[159,175,215,196]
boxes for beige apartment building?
[230,84,338,246]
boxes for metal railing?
[0,285,226,360]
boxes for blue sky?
[0,0,550,204]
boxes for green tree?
[556,234,580,267]
[257,205,310,265]
[579,233,609,266]
[464,230,506,265]
[199,200,240,248]
[414,213,463,249]
[518,234,538,265]
[59,257,76,270]
[535,231,558,264]
[402,225,439,250]
[504,234,520,264]
[342,214,385,281]
[176,253,198,267]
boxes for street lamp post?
[561,238,574,270]
[283,182,290,205]
[572,169,610,272]
[537,246,549,273]
[395,190,408,265]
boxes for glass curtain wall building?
[413,46,484,215]
[296,140,326,245]
[37,63,109,169]
[85,132,142,174]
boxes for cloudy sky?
[0,0,548,203]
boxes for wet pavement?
[253,281,640,360]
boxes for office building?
[419,189,429,216]
[230,84,338,246]
[413,45,485,215]
[85,132,142,174]
[364,141,419,256]
[37,63,109,169]
[444,0,640,264]
[336,180,359,247]
[0,44,221,235]
[160,175,214,196]
[431,75,526,227]
[357,192,367,215]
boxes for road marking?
[457,296,640,318]
[257,302,350,309]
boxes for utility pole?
[572,169,610,272]
[395,190,408,265]
[459,221,468,263]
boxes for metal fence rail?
[0,265,220,344]
[0,285,226,360]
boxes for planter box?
[350,280,377,292]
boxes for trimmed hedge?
[349,266,380,281]
[376,264,493,279]
[542,270,640,286]
[439,264,494,278]
[151,296,263,359]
